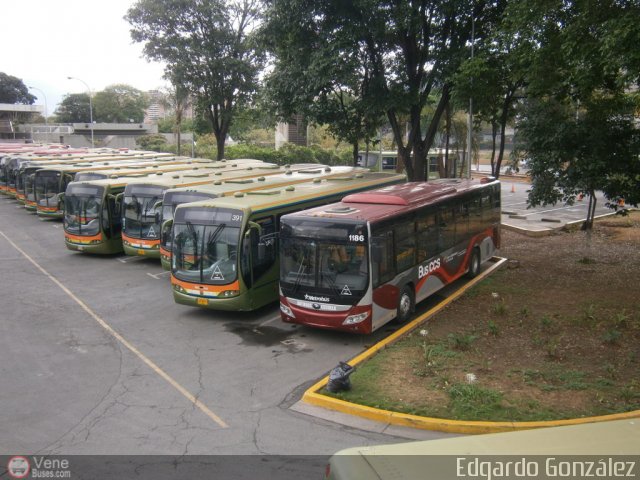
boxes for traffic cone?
[511,184,515,193]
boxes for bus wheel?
[396,285,414,324]
[467,248,481,278]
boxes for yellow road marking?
[0,230,228,429]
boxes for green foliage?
[447,332,478,351]
[602,329,621,345]
[487,320,500,336]
[92,84,149,123]
[126,0,265,159]
[0,72,36,104]
[447,383,504,419]
[136,134,169,152]
[511,0,640,224]
[54,93,93,123]
[263,0,505,180]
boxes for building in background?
[144,90,194,124]
[275,114,307,149]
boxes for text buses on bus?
[278,177,500,333]
[170,171,406,312]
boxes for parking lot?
[0,180,615,463]
[1,195,422,459]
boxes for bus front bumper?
[171,277,245,311]
[280,296,373,334]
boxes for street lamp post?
[28,86,49,143]
[67,76,94,148]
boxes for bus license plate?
[138,249,145,255]
[197,298,208,306]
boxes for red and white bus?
[278,177,501,333]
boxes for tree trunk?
[582,190,597,231]
[443,103,451,179]
[413,84,450,181]
[494,88,516,179]
[352,141,359,166]
[490,120,498,174]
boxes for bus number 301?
[349,234,365,242]
[418,259,441,279]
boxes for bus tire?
[467,247,481,278]
[395,285,414,324]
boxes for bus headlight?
[220,290,238,297]
[280,303,294,318]
[173,283,186,293]
[343,312,369,325]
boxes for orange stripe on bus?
[171,276,239,294]
[65,232,103,243]
[122,233,159,247]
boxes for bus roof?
[34,157,256,175]
[70,163,335,191]
[283,178,499,224]
[6,149,172,161]
[163,165,366,197]
[120,163,343,192]
[174,172,407,215]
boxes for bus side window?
[469,195,482,233]
[62,173,74,191]
[371,231,394,287]
[252,216,276,280]
[112,195,123,235]
[103,197,112,238]
[394,221,416,272]
[417,212,438,262]
[456,202,470,241]
[481,191,494,224]
[438,206,456,250]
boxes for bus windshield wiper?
[291,252,307,293]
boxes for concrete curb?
[301,256,640,434]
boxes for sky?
[2,0,167,116]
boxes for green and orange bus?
[170,171,406,312]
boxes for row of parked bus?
[1,143,501,334]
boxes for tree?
[262,7,383,164]
[452,21,529,179]
[263,0,505,180]
[512,0,640,229]
[92,84,149,123]
[127,0,265,160]
[160,74,191,156]
[0,72,36,104]
[54,93,93,123]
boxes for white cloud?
[2,0,167,113]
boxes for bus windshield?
[123,185,165,239]
[63,185,104,236]
[75,172,108,182]
[35,171,62,207]
[280,220,369,298]
[160,191,215,251]
[172,221,240,285]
